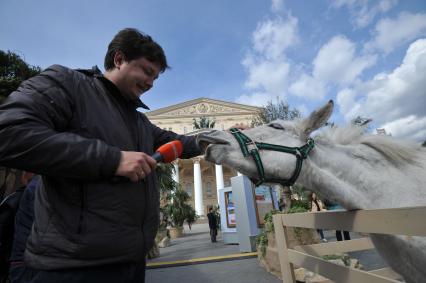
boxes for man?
[207,207,218,243]
[0,28,201,282]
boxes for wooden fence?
[273,206,426,283]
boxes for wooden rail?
[273,206,426,283]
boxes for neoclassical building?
[146,98,261,216]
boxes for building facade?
[146,97,261,216]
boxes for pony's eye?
[268,123,285,130]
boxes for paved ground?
[146,223,281,283]
[146,223,387,283]
[148,223,240,262]
[147,258,281,283]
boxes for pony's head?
[197,100,334,182]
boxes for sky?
[1,0,425,142]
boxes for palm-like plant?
[156,163,198,229]
[164,186,197,228]
[155,163,176,205]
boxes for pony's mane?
[315,126,424,166]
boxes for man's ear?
[113,51,125,69]
[299,100,334,140]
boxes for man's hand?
[115,151,157,182]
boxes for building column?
[215,164,224,204]
[172,161,179,184]
[170,161,180,204]
[193,158,204,217]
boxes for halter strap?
[229,128,315,186]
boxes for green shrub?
[287,206,308,214]
[163,188,198,228]
[256,231,268,257]
[286,205,309,243]
[290,199,309,211]
[256,210,280,257]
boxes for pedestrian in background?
[324,199,351,241]
[8,173,39,283]
[308,192,328,243]
[207,207,218,243]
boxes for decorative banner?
[253,185,276,226]
[225,191,236,228]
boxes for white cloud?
[331,0,398,29]
[235,92,276,107]
[271,0,284,13]
[288,36,375,101]
[252,16,299,60]
[381,115,426,141]
[313,35,376,84]
[332,0,356,7]
[288,73,327,100]
[336,39,426,141]
[336,88,362,119]
[243,58,290,95]
[365,12,426,54]
[237,15,299,102]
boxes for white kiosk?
[218,175,279,252]
[218,186,238,244]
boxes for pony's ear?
[300,100,334,140]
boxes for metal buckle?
[230,128,241,134]
[245,141,258,152]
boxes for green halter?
[229,128,315,186]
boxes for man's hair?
[104,28,169,72]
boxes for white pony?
[198,100,426,283]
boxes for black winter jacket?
[0,65,201,269]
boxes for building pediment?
[146,97,261,118]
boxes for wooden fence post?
[273,214,295,283]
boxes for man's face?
[114,54,161,99]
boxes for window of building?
[206,181,213,198]
[168,127,172,131]
[183,126,187,134]
[185,183,193,197]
